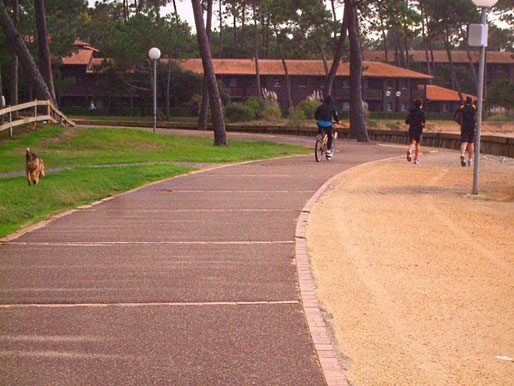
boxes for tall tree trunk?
[403,34,410,69]
[0,1,53,103]
[465,27,478,88]
[199,0,213,130]
[264,16,270,58]
[10,0,18,111]
[444,36,463,103]
[325,4,349,95]
[393,30,405,68]
[421,17,432,82]
[330,0,338,44]
[123,0,128,19]
[347,0,369,142]
[252,0,261,97]
[320,45,329,76]
[192,0,227,146]
[428,39,436,76]
[0,65,3,107]
[393,30,400,66]
[379,12,388,63]
[172,0,177,15]
[233,11,237,46]
[165,60,172,119]
[34,0,56,103]
[218,0,223,58]
[241,3,245,50]
[274,27,292,110]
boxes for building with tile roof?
[55,41,487,115]
[364,50,514,86]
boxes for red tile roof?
[423,85,477,102]
[61,40,99,66]
[178,59,433,79]
[365,50,514,64]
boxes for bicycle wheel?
[315,134,324,162]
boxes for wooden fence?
[0,100,75,136]
[72,118,514,159]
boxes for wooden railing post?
[9,108,12,138]
[47,101,50,120]
[33,99,37,128]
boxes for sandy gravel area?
[372,120,514,137]
[307,149,514,385]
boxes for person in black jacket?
[314,95,340,158]
[455,96,477,167]
[405,99,426,164]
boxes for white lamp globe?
[148,47,161,60]
[471,0,498,7]
[395,91,402,97]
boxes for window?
[442,103,448,112]
[386,102,393,112]
[400,79,408,89]
[342,101,350,111]
[386,80,394,89]
[342,79,350,89]
[273,78,282,88]
[298,77,307,88]
[401,103,407,112]
[228,78,238,88]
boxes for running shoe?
[406,150,412,162]
[460,155,466,167]
[326,150,333,158]
[467,159,473,166]
[414,159,419,165]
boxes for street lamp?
[148,47,161,133]
[469,0,497,194]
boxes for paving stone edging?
[295,155,401,386]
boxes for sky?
[87,1,346,33]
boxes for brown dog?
[26,148,45,186]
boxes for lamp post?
[148,47,161,134]
[469,0,497,195]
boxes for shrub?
[486,114,512,122]
[261,106,282,122]
[244,97,266,118]
[287,106,306,127]
[297,100,321,119]
[224,103,256,122]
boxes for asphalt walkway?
[0,133,402,384]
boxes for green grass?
[0,125,309,173]
[0,124,309,238]
[70,115,197,123]
[0,164,191,238]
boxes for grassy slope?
[0,125,309,173]
[0,124,309,238]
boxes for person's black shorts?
[409,129,422,144]
[461,128,475,143]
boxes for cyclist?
[314,95,340,159]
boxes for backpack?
[454,109,463,125]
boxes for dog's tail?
[40,160,45,178]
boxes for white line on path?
[6,241,294,246]
[0,300,300,309]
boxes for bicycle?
[315,124,339,162]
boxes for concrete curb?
[295,154,402,386]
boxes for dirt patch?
[307,150,514,385]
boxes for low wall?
[75,119,514,158]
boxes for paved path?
[0,133,402,384]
